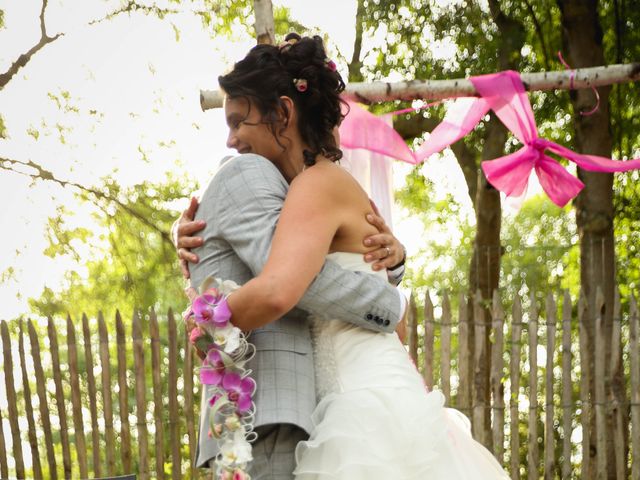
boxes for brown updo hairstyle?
[218,33,348,166]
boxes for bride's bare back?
[311,161,380,255]
[225,157,388,331]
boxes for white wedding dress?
[293,252,509,480]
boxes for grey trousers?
[209,424,308,480]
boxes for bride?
[202,33,509,479]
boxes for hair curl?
[218,32,347,166]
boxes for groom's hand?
[363,200,406,271]
[172,196,206,279]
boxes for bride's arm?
[226,166,345,331]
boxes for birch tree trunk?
[253,0,275,45]
[557,0,626,478]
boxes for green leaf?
[27,125,39,140]
[171,21,180,41]
[0,114,6,139]
[28,173,198,320]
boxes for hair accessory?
[278,37,298,52]
[325,58,337,72]
[293,78,308,92]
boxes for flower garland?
[184,277,256,480]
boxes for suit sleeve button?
[383,319,390,326]
[366,313,373,320]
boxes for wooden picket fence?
[0,310,201,480]
[0,288,638,479]
[405,288,640,480]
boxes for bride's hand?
[362,200,406,271]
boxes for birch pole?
[201,62,640,110]
[253,0,275,45]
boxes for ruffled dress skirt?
[293,253,509,480]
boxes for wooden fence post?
[527,292,539,480]
[561,291,573,479]
[27,320,58,480]
[544,293,557,480]
[0,402,7,479]
[440,292,452,404]
[2,321,25,479]
[116,311,133,472]
[183,308,197,476]
[18,320,43,478]
[510,295,523,480]
[491,290,505,464]
[610,291,626,479]
[407,292,419,364]
[458,292,471,417]
[98,311,116,476]
[132,311,149,480]
[67,314,89,478]
[82,313,101,478]
[168,308,181,479]
[48,316,71,478]
[578,293,592,479]
[594,288,607,479]
[149,309,166,478]
[473,290,488,447]
[424,291,435,389]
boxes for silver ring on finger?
[384,246,391,258]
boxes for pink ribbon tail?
[482,143,585,207]
[545,141,640,173]
[339,100,416,164]
[414,97,490,162]
[534,154,584,207]
[481,147,536,198]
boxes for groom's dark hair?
[218,32,348,166]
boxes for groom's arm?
[174,195,406,285]
[204,154,403,333]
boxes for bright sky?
[0,0,479,320]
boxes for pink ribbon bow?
[340,70,640,207]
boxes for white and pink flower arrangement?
[184,277,256,480]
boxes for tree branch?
[88,1,183,26]
[0,0,63,89]
[450,140,479,211]
[0,157,173,246]
[348,0,365,83]
[1,0,214,89]
[522,0,550,69]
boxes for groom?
[174,153,407,479]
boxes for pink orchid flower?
[192,293,218,325]
[233,470,249,480]
[193,293,232,328]
[200,349,226,386]
[222,372,256,414]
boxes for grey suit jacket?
[190,154,402,467]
